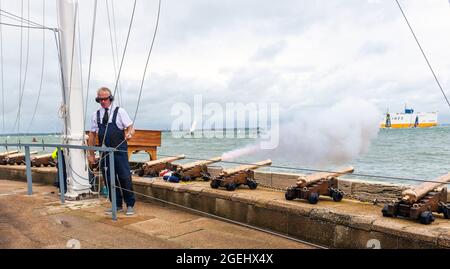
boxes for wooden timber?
[89,129,162,161]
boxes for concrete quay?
[1,165,449,249]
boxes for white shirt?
[90,104,133,133]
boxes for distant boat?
[380,107,438,129]
[189,120,197,135]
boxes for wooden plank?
[88,129,162,147]
[128,130,162,147]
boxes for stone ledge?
[137,178,450,249]
[2,165,450,248]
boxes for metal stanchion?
[109,152,117,221]
[57,148,65,204]
[25,146,33,195]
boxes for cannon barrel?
[221,159,272,176]
[31,154,55,167]
[6,151,38,165]
[402,172,450,203]
[0,150,19,158]
[0,151,20,165]
[178,157,222,171]
[143,155,185,167]
[296,167,354,188]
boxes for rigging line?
[152,153,450,186]
[0,0,4,134]
[83,0,98,141]
[111,0,137,98]
[77,0,85,119]
[132,0,161,123]
[0,22,55,31]
[105,0,122,107]
[101,0,137,148]
[0,12,42,28]
[27,0,46,133]
[111,0,124,106]
[395,0,450,109]
[67,1,79,102]
[0,8,46,28]
[17,0,23,135]
[14,0,30,135]
[54,0,67,137]
[53,30,68,136]
[89,0,159,167]
[92,7,162,167]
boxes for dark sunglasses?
[97,96,111,101]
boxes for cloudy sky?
[0,0,450,134]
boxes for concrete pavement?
[0,179,315,249]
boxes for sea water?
[1,126,449,186]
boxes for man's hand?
[125,125,135,140]
[88,155,96,166]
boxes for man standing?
[88,87,136,215]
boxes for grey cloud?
[358,41,388,56]
[0,0,449,135]
[251,40,287,62]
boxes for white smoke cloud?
[222,98,381,166]
[221,144,261,161]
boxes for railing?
[0,143,119,221]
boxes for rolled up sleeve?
[119,108,133,129]
[90,112,99,133]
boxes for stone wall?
[1,165,449,203]
[131,178,450,249]
[206,167,440,203]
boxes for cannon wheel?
[419,211,435,225]
[247,180,258,190]
[226,183,237,191]
[201,172,212,181]
[331,190,344,202]
[210,180,220,189]
[443,206,450,219]
[382,205,393,217]
[307,193,320,204]
[285,188,296,201]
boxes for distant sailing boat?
[189,120,197,136]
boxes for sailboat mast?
[56,0,90,198]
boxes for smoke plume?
[221,98,381,166]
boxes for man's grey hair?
[97,87,112,96]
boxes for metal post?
[25,146,33,195]
[109,151,117,221]
[57,148,65,204]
